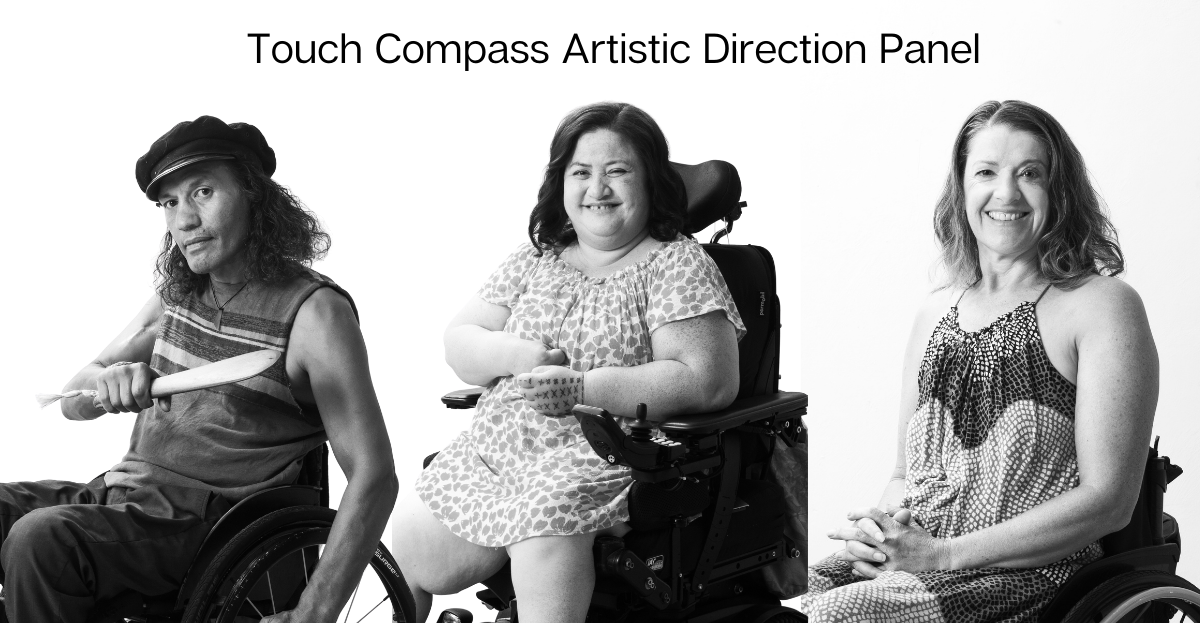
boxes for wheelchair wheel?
[182,506,415,623]
[1063,570,1200,623]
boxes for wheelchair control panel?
[575,403,722,483]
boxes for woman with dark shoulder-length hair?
[393,102,745,623]
[801,100,1158,622]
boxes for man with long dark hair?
[0,116,398,622]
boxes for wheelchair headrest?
[671,161,743,234]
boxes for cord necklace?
[209,278,251,332]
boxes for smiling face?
[156,161,251,282]
[962,124,1052,264]
[563,128,651,252]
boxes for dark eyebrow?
[156,173,214,202]
[570,159,633,168]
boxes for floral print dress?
[417,235,746,547]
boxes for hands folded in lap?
[827,507,951,578]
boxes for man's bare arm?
[61,295,165,421]
[279,288,399,622]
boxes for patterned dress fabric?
[105,269,353,501]
[801,291,1101,622]
[417,236,746,547]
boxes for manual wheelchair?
[27,444,417,623]
[434,160,810,623]
[1036,438,1199,622]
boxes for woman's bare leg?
[392,491,509,622]
[506,533,598,623]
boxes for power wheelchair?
[17,445,417,623]
[434,160,810,623]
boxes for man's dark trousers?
[0,477,230,622]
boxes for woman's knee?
[392,491,506,595]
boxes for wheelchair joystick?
[574,403,689,479]
[629,403,653,442]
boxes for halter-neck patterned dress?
[801,287,1102,622]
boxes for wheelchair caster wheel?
[439,608,474,623]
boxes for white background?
[2,0,1197,617]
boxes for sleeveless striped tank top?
[105,268,355,501]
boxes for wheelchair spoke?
[342,581,360,623]
[353,596,388,623]
[187,515,407,623]
[247,597,266,619]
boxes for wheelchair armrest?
[658,392,808,436]
[442,387,484,409]
[575,391,807,484]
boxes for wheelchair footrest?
[595,536,673,609]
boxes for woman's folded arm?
[582,310,739,420]
[444,295,567,386]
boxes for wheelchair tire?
[182,506,415,623]
[1063,570,1200,623]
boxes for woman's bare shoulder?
[1053,275,1148,328]
[899,289,958,363]
[913,288,957,331]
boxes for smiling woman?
[799,101,1156,623]
[933,101,1124,290]
[392,102,744,623]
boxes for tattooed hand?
[515,365,585,416]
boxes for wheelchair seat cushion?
[800,294,1100,622]
[416,236,745,547]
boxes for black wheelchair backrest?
[1103,443,1183,555]
[703,244,780,400]
[672,160,743,233]
[668,160,780,401]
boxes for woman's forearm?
[582,359,737,420]
[444,325,531,386]
[878,476,906,513]
[947,482,1125,569]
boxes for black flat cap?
[136,115,276,200]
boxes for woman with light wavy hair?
[801,100,1158,622]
